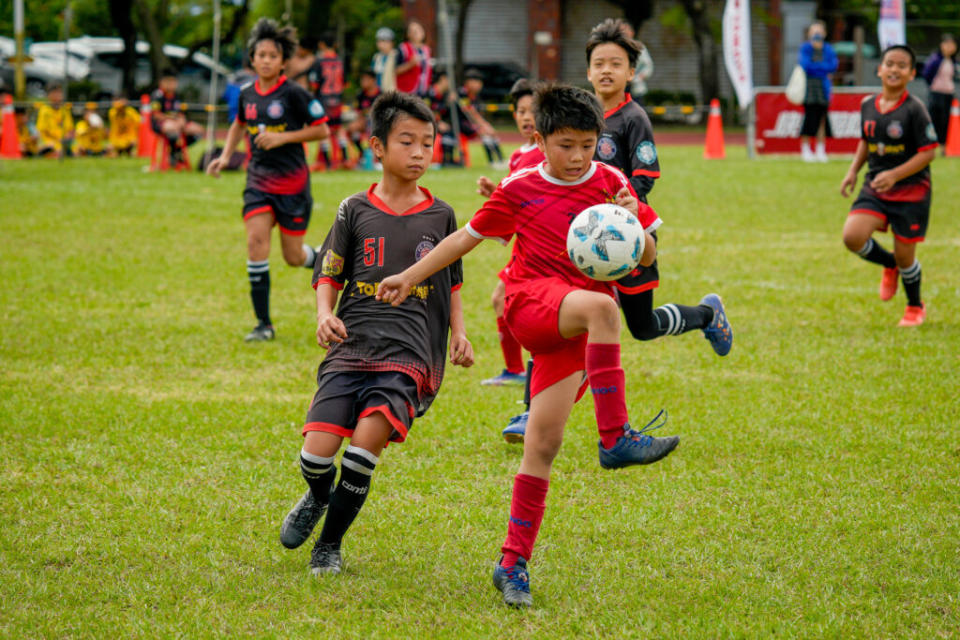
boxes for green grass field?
[2,146,958,638]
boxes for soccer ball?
[566,203,645,281]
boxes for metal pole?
[13,0,25,100]
[436,0,461,163]
[61,1,72,161]
[746,90,756,159]
[205,0,222,160]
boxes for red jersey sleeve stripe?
[313,276,344,290]
[310,116,329,127]
[464,222,510,245]
[917,142,938,152]
[451,283,462,292]
[632,169,661,177]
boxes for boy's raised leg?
[280,430,340,549]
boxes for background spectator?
[75,109,107,156]
[288,36,318,91]
[108,96,140,156]
[36,84,74,157]
[14,106,39,157]
[621,23,654,107]
[372,27,398,92]
[921,34,958,150]
[397,20,432,96]
[798,20,837,163]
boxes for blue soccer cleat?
[599,410,679,469]
[502,412,528,444]
[492,556,533,608]
[481,369,527,387]
[700,293,732,356]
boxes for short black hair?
[585,18,641,68]
[46,82,63,92]
[159,68,177,79]
[881,43,916,68]
[299,35,317,51]
[432,69,447,83]
[14,105,27,115]
[464,68,483,81]
[319,31,336,48]
[247,18,297,62]
[370,90,437,143]
[533,84,604,138]
[360,68,377,80]
[509,78,536,107]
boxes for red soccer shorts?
[503,277,595,400]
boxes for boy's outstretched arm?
[378,227,483,306]
[448,289,474,367]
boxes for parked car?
[0,36,89,97]
[29,36,232,100]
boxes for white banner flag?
[878,0,906,50]
[722,0,753,108]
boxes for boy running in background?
[309,33,348,170]
[107,96,140,156]
[840,44,938,327]
[36,84,73,157]
[476,78,542,388]
[278,91,473,575]
[206,18,330,342]
[378,84,679,607]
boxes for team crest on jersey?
[267,100,284,119]
[597,135,617,161]
[886,120,903,139]
[415,240,435,261]
[309,100,325,119]
[635,141,657,165]
[244,103,257,121]
[925,123,938,141]
[321,250,344,276]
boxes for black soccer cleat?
[244,322,275,342]
[310,541,343,575]
[280,489,328,550]
[492,556,533,608]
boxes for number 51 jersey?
[312,186,463,413]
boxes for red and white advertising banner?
[752,87,872,154]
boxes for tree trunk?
[454,0,475,84]
[680,0,719,104]
[108,0,137,97]
[133,0,171,82]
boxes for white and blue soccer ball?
[566,203,645,281]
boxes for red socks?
[500,473,549,567]
[497,315,525,375]
[586,343,628,449]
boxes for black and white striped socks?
[300,448,336,502]
[247,259,270,325]
[319,445,379,549]
[653,303,713,337]
[900,260,922,307]
[856,238,897,269]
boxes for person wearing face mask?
[798,20,838,162]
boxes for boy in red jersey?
[378,85,679,607]
[840,44,938,326]
[477,79,543,388]
[278,91,473,575]
[207,19,330,342]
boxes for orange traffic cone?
[704,98,725,159]
[945,98,960,158]
[137,94,155,158]
[1,94,22,159]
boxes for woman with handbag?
[798,21,838,162]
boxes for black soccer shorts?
[302,370,419,444]
[242,186,313,236]
[850,185,930,243]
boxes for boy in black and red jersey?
[587,18,731,354]
[841,45,938,327]
[308,32,348,170]
[378,85,679,608]
[345,70,380,168]
[151,71,204,167]
[207,19,330,342]
[278,91,473,575]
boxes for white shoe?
[801,147,815,163]
[815,144,828,162]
